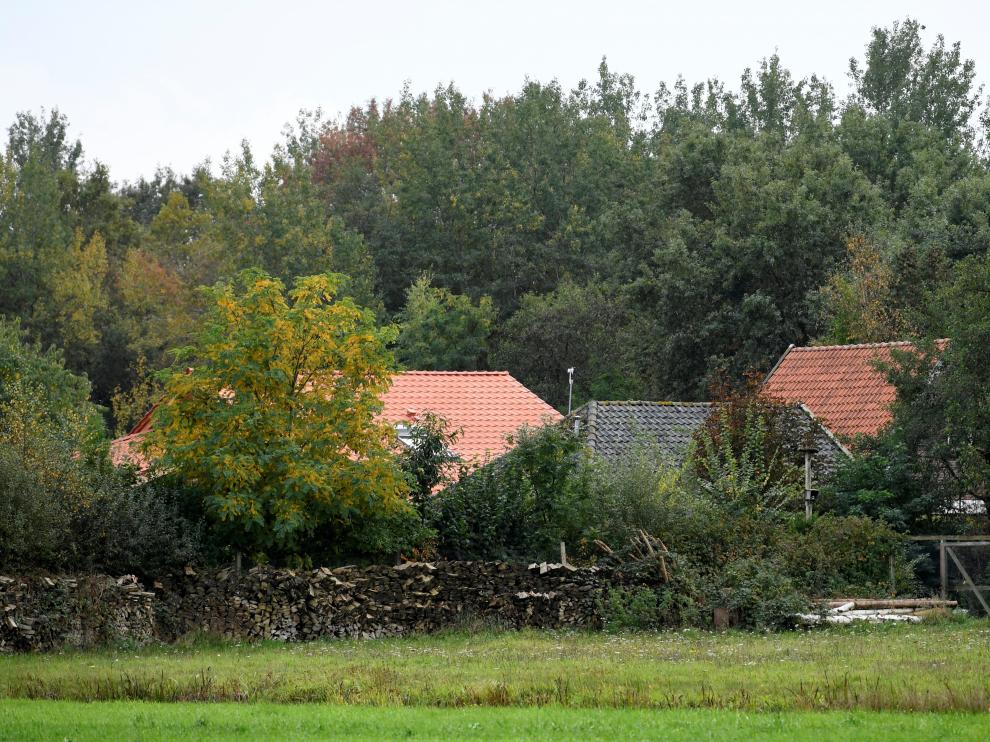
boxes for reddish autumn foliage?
[313,106,378,187]
[692,373,809,491]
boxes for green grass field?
[1,701,989,741]
[2,622,989,739]
[3,621,989,710]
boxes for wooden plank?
[946,546,990,616]
[910,535,990,542]
[825,598,957,609]
[940,540,948,601]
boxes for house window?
[395,421,458,461]
[395,422,415,448]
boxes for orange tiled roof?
[110,371,561,471]
[763,340,947,439]
[381,371,562,462]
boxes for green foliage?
[492,280,638,409]
[0,317,103,437]
[332,505,435,564]
[599,586,665,631]
[2,19,990,410]
[824,432,949,533]
[399,412,461,510]
[776,515,913,596]
[691,383,804,515]
[879,254,990,523]
[149,269,408,561]
[427,425,592,561]
[109,355,163,437]
[587,440,713,548]
[849,18,980,142]
[0,356,201,574]
[396,276,495,371]
[425,413,911,623]
[715,559,809,630]
[1,20,989,576]
[819,235,916,344]
[599,559,704,632]
[69,477,206,576]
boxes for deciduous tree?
[396,276,495,371]
[148,270,408,559]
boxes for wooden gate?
[914,536,990,616]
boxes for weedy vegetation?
[2,621,988,712]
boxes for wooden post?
[939,540,947,601]
[714,607,730,631]
[888,554,896,596]
[560,541,567,567]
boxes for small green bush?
[716,558,809,630]
[600,586,665,631]
[588,439,716,549]
[427,425,593,561]
[776,514,915,596]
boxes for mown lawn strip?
[1,700,989,742]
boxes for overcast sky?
[2,1,987,183]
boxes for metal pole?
[567,367,575,415]
[804,450,813,519]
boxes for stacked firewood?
[0,574,155,652]
[155,560,616,642]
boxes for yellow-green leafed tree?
[148,269,406,558]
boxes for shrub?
[715,558,809,630]
[588,439,715,549]
[327,502,436,564]
[691,376,805,515]
[823,432,953,534]
[74,476,205,575]
[400,412,461,510]
[427,425,593,561]
[599,586,666,631]
[776,514,915,596]
[0,448,206,576]
[0,368,205,575]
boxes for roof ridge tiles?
[791,339,948,352]
[596,400,711,406]
[399,370,511,376]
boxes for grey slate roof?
[569,400,849,475]
[572,401,711,461]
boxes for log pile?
[0,574,155,652]
[155,561,621,642]
[798,598,960,625]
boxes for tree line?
[1,17,989,431]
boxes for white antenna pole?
[567,367,575,415]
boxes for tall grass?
[2,622,989,712]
